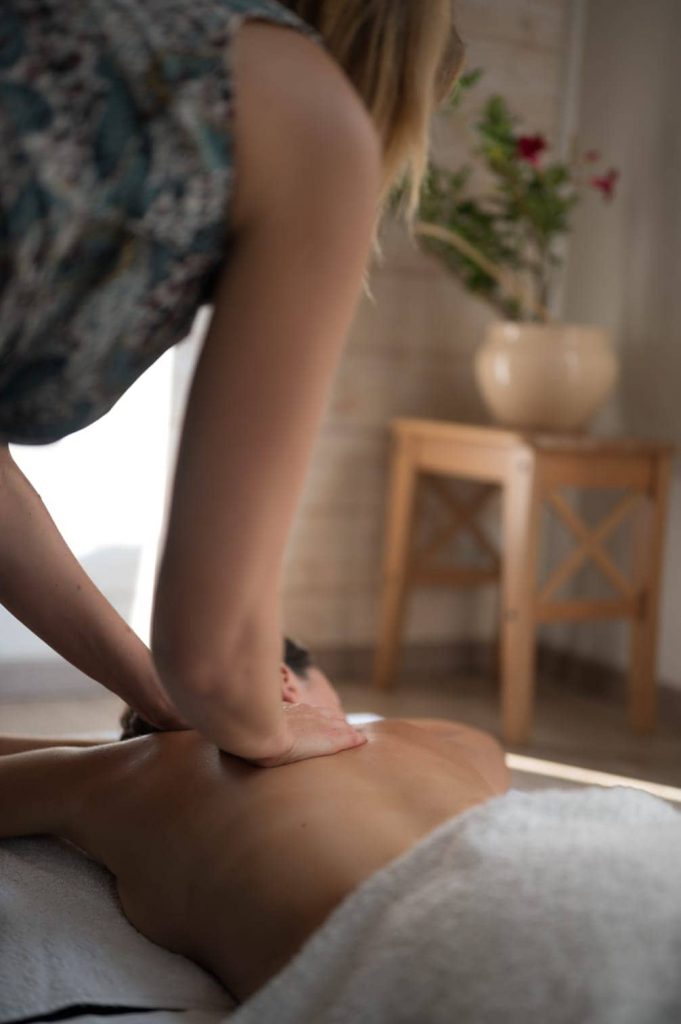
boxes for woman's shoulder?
[227,17,381,229]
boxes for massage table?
[2,716,680,1024]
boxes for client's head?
[280,636,343,713]
[120,635,342,739]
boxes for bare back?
[72,721,508,1000]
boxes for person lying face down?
[0,641,509,1003]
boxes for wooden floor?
[336,673,681,788]
[2,670,680,788]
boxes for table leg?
[372,435,418,690]
[501,450,541,745]
[629,454,672,732]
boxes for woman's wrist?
[219,710,294,763]
[131,669,189,730]
[155,659,291,759]
[179,692,293,761]
[101,654,185,730]
[151,605,288,755]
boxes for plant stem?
[413,220,551,322]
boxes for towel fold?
[9,1013,226,1024]
[231,786,681,1024]
[22,1014,227,1024]
[0,836,235,1023]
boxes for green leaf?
[446,67,484,111]
[387,64,614,318]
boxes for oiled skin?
[67,720,508,1000]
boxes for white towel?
[45,1014,226,1024]
[48,1014,226,1024]
[0,836,235,1023]
[231,786,681,1024]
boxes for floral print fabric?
[0,0,322,443]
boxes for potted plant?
[402,70,620,432]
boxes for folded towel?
[231,786,681,1024]
[0,836,235,1023]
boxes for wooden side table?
[372,419,674,745]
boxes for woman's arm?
[151,24,381,761]
[0,447,183,729]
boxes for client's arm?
[0,741,91,842]
[0,735,144,875]
[0,735,108,755]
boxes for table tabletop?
[391,418,675,458]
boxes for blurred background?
[2,0,680,787]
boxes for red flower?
[590,168,619,200]
[515,134,548,166]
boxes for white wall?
[562,0,681,686]
[0,346,175,672]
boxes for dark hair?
[120,635,315,740]
[283,635,313,680]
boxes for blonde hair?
[283,1,465,253]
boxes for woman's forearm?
[152,600,290,759]
[0,450,180,728]
[156,679,289,760]
[148,96,378,757]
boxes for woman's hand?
[131,690,190,733]
[120,702,189,740]
[248,703,367,768]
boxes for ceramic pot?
[474,322,618,432]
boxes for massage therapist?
[0,0,463,765]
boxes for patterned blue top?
[0,0,323,443]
